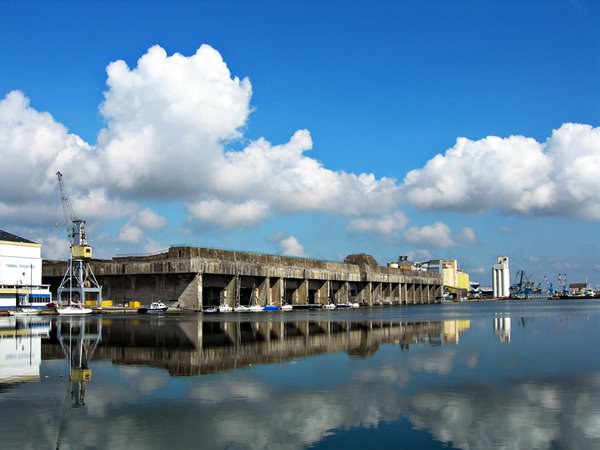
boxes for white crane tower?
[56,170,103,306]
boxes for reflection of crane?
[55,317,102,449]
[56,171,103,306]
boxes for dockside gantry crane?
[56,170,103,306]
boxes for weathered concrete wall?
[43,246,442,308]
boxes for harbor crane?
[56,170,103,306]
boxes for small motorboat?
[281,304,293,311]
[249,304,264,312]
[350,302,360,308]
[218,304,233,313]
[203,307,218,313]
[264,305,279,311]
[234,305,250,312]
[323,303,336,310]
[138,301,168,314]
[336,303,351,308]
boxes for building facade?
[0,230,51,307]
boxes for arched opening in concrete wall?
[238,277,263,306]
[97,273,196,305]
[202,274,231,307]
[348,283,359,303]
[308,280,325,305]
[285,278,301,305]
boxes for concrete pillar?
[373,283,383,305]
[224,275,237,308]
[178,272,202,310]
[335,281,349,304]
[270,278,283,306]
[409,284,416,304]
[317,281,329,305]
[294,279,308,305]
[257,277,269,306]
[383,283,391,304]
[356,282,371,306]
[392,283,400,304]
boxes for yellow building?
[457,270,470,291]
[441,259,458,288]
[437,259,470,299]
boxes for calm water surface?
[2,300,600,449]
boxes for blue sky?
[1,0,599,285]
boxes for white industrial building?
[0,230,51,308]
[492,256,510,298]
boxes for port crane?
[510,270,544,298]
[56,170,103,306]
[556,273,569,296]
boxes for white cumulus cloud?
[135,208,168,229]
[0,44,403,236]
[116,208,167,244]
[402,123,600,220]
[94,44,402,222]
[277,235,306,257]
[187,199,270,230]
[404,222,477,248]
[347,212,477,248]
[117,224,144,244]
[347,211,409,241]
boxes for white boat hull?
[8,308,41,316]
[56,306,93,315]
[281,304,293,311]
[218,304,233,313]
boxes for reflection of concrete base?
[43,318,446,376]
